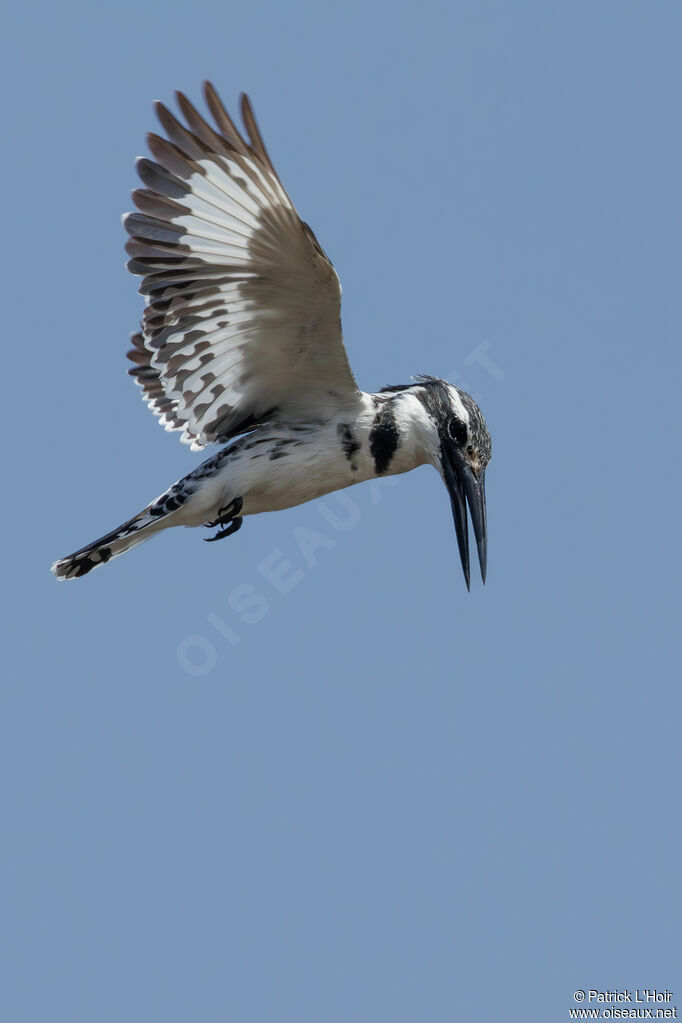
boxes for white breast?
[178,390,437,523]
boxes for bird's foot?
[205,497,243,529]
[203,497,244,543]
[204,517,243,543]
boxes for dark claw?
[205,496,243,528]
[204,516,243,543]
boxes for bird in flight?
[52,83,491,588]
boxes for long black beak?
[441,443,487,590]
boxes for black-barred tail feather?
[51,503,176,580]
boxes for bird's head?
[415,377,491,590]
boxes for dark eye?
[467,445,475,456]
[447,417,467,445]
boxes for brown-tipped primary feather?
[131,187,190,220]
[135,157,188,199]
[146,133,204,182]
[203,81,249,154]
[175,90,235,157]
[154,101,208,161]
[239,93,277,179]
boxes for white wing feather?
[125,84,358,450]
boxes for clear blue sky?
[3,2,681,1020]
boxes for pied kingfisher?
[52,84,491,589]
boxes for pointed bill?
[441,444,488,588]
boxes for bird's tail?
[51,500,176,580]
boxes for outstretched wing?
[124,83,359,450]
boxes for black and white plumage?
[52,84,491,589]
